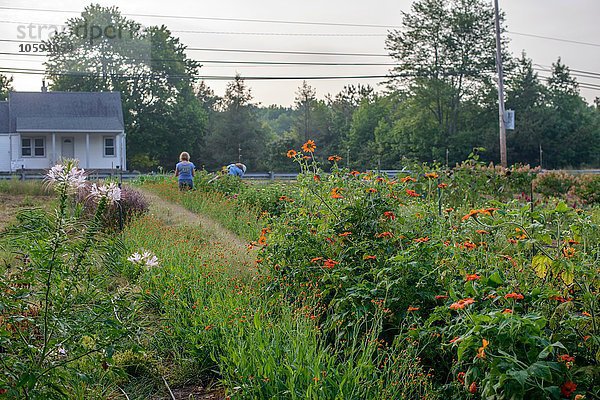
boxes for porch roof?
[16,117,124,133]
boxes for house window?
[104,136,116,157]
[22,137,45,157]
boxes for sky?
[1,0,599,106]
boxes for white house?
[0,91,126,172]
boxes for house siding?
[0,135,10,171]
[0,92,126,172]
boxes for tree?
[293,81,317,144]
[0,74,13,101]
[43,4,207,169]
[385,0,499,161]
[327,84,375,159]
[541,58,599,167]
[204,75,268,170]
[505,53,548,165]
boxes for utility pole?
[494,0,507,168]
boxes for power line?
[0,39,392,57]
[507,31,600,48]
[0,19,387,37]
[1,5,600,48]
[0,52,395,66]
[0,6,401,29]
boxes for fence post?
[20,164,25,181]
[269,171,274,181]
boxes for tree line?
[2,0,597,171]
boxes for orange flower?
[330,187,344,199]
[350,170,360,177]
[463,241,477,250]
[400,176,416,183]
[560,381,577,398]
[302,140,316,153]
[313,174,321,182]
[375,177,384,183]
[405,189,420,197]
[425,172,439,179]
[461,209,480,221]
[437,183,448,189]
[387,180,398,186]
[465,273,481,282]
[502,308,513,314]
[377,231,393,238]
[476,339,489,359]
[582,311,592,317]
[323,259,339,269]
[549,295,569,303]
[457,371,465,384]
[435,295,448,300]
[450,336,461,344]
[258,235,267,245]
[383,211,396,220]
[366,188,377,193]
[286,149,297,158]
[338,231,352,237]
[504,293,524,300]
[476,229,489,235]
[469,382,477,394]
[449,298,475,310]
[328,155,342,162]
[310,257,323,263]
[407,306,420,312]
[414,237,430,243]
[562,247,576,258]
[558,354,575,363]
[363,255,377,261]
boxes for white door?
[61,137,74,159]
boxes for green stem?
[38,184,68,368]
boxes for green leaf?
[555,201,569,213]
[532,255,552,278]
[488,271,504,287]
[561,262,574,285]
[527,362,552,380]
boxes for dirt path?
[138,188,256,399]
[138,187,255,275]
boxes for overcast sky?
[1,0,599,106]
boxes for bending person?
[226,163,246,177]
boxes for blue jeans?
[179,179,193,190]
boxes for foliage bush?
[0,162,136,398]
[250,143,599,399]
[77,183,149,231]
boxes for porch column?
[52,133,56,165]
[121,131,126,171]
[85,133,90,169]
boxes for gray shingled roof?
[0,101,8,133]
[8,91,124,133]
[17,117,123,132]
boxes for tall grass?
[120,198,438,399]
[0,178,51,196]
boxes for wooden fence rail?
[1,169,599,181]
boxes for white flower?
[89,182,121,204]
[128,250,159,268]
[127,252,143,263]
[45,162,87,190]
[144,255,159,268]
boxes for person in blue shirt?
[175,151,195,190]
[226,163,246,177]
